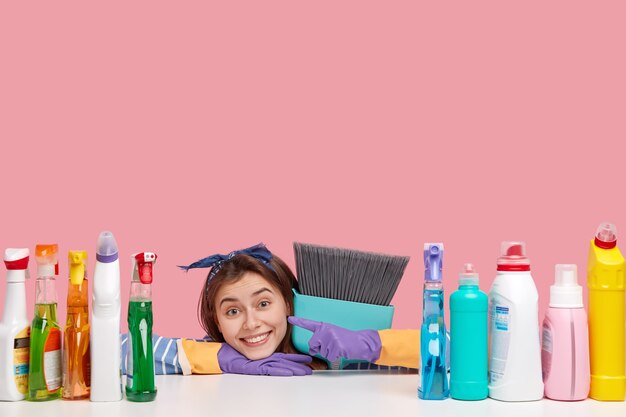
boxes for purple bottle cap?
[424,243,444,283]
[96,231,119,263]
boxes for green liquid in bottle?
[28,303,62,401]
[126,300,156,402]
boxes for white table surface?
[2,371,626,417]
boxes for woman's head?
[198,253,299,360]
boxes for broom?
[293,242,410,306]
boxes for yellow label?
[14,327,30,394]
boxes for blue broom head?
[291,289,394,369]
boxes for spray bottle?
[90,232,122,402]
[542,264,590,400]
[449,263,488,400]
[28,244,62,401]
[63,250,90,400]
[126,252,157,402]
[0,248,30,401]
[488,241,543,401]
[418,243,449,400]
[587,223,625,401]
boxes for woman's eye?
[226,308,239,316]
[259,301,270,308]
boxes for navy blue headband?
[177,243,275,281]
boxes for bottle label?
[541,323,553,381]
[13,327,30,394]
[489,302,511,384]
[43,328,62,392]
[126,332,134,388]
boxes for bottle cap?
[35,244,59,277]
[594,223,617,249]
[69,250,88,285]
[459,263,479,286]
[4,248,30,282]
[424,243,443,283]
[133,252,157,284]
[497,241,530,271]
[550,264,583,308]
[96,231,118,263]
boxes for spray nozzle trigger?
[134,252,157,284]
[424,243,444,283]
[69,251,88,285]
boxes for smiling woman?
[120,244,326,377]
[198,249,298,361]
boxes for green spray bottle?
[28,244,62,401]
[449,263,488,400]
[125,252,157,402]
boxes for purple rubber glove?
[217,343,312,376]
[288,316,382,363]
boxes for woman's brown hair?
[197,253,326,369]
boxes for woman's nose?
[243,311,261,330]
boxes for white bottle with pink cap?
[488,241,544,401]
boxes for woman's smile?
[241,331,272,346]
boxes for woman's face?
[215,272,289,360]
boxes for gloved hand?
[217,343,313,376]
[288,316,382,363]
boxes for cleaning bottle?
[587,222,625,401]
[126,252,157,402]
[488,241,543,401]
[62,250,90,400]
[449,263,488,400]
[542,264,589,400]
[28,244,62,401]
[418,243,449,400]
[0,248,30,401]
[90,232,122,402]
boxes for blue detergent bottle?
[450,263,488,400]
[418,243,449,400]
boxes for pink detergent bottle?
[542,264,590,400]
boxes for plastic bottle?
[90,232,122,402]
[418,243,449,400]
[0,248,31,401]
[488,241,543,401]
[28,244,62,401]
[450,263,488,400]
[62,250,90,400]
[126,252,157,402]
[542,264,590,400]
[587,223,625,401]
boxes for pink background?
[1,2,625,338]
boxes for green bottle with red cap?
[125,252,157,402]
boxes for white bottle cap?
[550,264,583,308]
[459,263,479,286]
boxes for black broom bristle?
[293,242,410,306]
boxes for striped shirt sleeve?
[121,334,183,375]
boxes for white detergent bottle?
[0,249,30,401]
[90,232,122,401]
[488,241,544,401]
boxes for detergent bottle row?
[0,231,158,403]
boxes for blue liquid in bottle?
[418,244,449,400]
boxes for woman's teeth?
[244,332,269,344]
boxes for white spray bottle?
[0,249,30,401]
[90,231,122,401]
